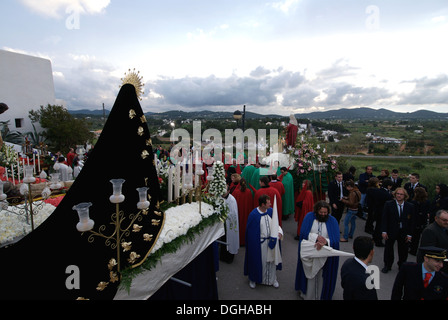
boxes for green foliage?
[29,104,94,153]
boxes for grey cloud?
[322,83,392,106]
[398,74,448,105]
[147,68,306,109]
[281,85,320,106]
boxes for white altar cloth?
[114,220,224,300]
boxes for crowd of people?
[216,159,448,300]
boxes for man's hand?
[315,235,327,250]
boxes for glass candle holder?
[23,165,36,184]
[73,202,94,232]
[136,187,150,210]
[0,181,6,201]
[109,179,125,203]
[206,167,214,181]
[49,173,62,190]
[76,145,86,160]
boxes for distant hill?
[296,107,448,120]
[69,109,110,116]
[68,107,448,120]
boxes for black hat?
[0,84,164,300]
[419,246,447,261]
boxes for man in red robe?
[269,174,285,199]
[253,176,283,226]
[231,178,254,246]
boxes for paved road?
[216,211,416,301]
[337,154,448,159]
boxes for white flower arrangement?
[151,202,214,254]
[206,161,229,219]
[0,203,56,245]
[0,144,23,179]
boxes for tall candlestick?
[182,158,187,195]
[11,165,15,185]
[168,165,173,202]
[174,162,180,200]
[189,152,193,187]
[37,153,41,173]
[33,154,36,174]
[17,161,20,182]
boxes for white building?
[0,50,57,135]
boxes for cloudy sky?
[2,0,448,115]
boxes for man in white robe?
[53,157,73,182]
[224,192,239,256]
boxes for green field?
[338,156,448,199]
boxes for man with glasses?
[418,209,448,273]
[381,187,415,273]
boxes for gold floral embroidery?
[96,282,108,291]
[132,224,143,233]
[146,138,152,146]
[152,219,161,226]
[108,259,117,270]
[154,211,162,217]
[143,233,153,242]
[109,271,119,283]
[129,109,137,119]
[76,297,90,300]
[128,252,141,264]
[140,115,147,123]
[141,150,149,159]
[122,241,132,252]
[137,127,144,136]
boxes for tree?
[29,104,94,153]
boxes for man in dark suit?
[390,169,403,191]
[328,171,346,224]
[358,165,374,212]
[341,236,378,300]
[418,209,448,273]
[371,179,393,247]
[381,187,415,273]
[391,246,448,300]
[404,172,427,201]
